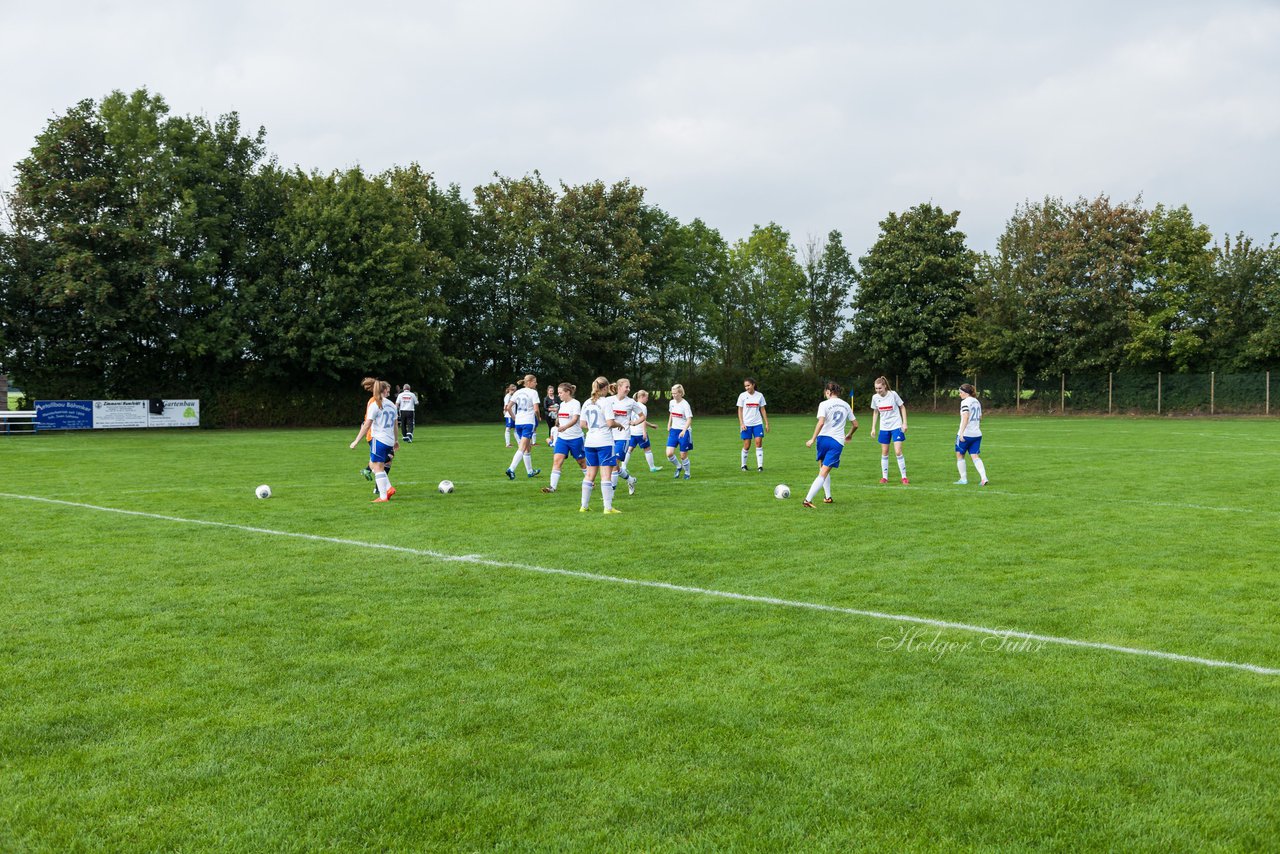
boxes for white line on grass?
[4,491,1277,677]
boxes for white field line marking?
[4,492,1277,677]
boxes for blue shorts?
[666,428,693,452]
[628,434,651,450]
[956,435,983,455]
[504,417,515,428]
[740,424,765,440]
[554,436,586,460]
[585,444,615,467]
[815,436,844,468]
[369,439,393,464]
[878,428,906,445]
[514,423,535,440]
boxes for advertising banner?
[148,399,200,427]
[34,400,94,430]
[92,399,148,429]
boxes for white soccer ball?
[255,484,272,499]
[438,480,455,494]
[774,484,791,500]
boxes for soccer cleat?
[902,477,910,485]
[372,496,390,503]
[823,497,833,504]
[673,469,682,479]
[604,507,623,515]
[628,477,636,496]
[980,480,989,486]
[802,500,815,509]
[527,468,542,478]
[954,480,968,485]
[386,487,396,498]
[682,472,690,480]
[541,486,556,494]
[757,466,763,472]
[505,468,515,480]
[405,436,412,443]
[879,477,889,484]
[579,506,589,512]
[741,465,748,471]
[362,467,373,481]
[650,466,663,472]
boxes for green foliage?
[713,223,805,371]
[1125,204,1214,370]
[852,203,976,384]
[800,230,855,376]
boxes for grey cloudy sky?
[2,1,1277,253]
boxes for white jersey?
[581,398,613,447]
[607,395,639,441]
[669,399,692,431]
[871,390,905,431]
[630,402,648,437]
[502,393,513,418]
[818,398,856,443]
[511,387,539,425]
[556,398,584,440]
[960,397,983,437]
[367,398,398,445]
[396,391,418,412]
[736,390,767,426]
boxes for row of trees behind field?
[1,89,1278,424]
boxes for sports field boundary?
[4,491,1277,677]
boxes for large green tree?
[851,203,975,385]
[801,230,854,376]
[713,223,805,371]
[1125,204,1215,371]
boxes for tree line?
[1,89,1277,423]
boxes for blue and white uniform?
[581,398,614,467]
[510,386,539,440]
[554,398,585,460]
[956,396,983,455]
[667,398,693,451]
[608,395,639,462]
[815,397,855,468]
[368,398,398,463]
[628,402,650,449]
[872,390,906,444]
[737,390,767,439]
[503,392,515,429]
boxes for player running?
[803,381,857,508]
[624,389,662,473]
[607,377,642,496]
[502,383,517,447]
[870,376,909,484]
[542,382,587,494]
[954,382,989,486]
[581,376,621,514]
[350,377,400,503]
[505,374,542,480]
[396,384,418,442]
[665,383,694,479]
[736,377,770,471]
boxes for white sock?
[805,474,824,503]
[523,452,534,474]
[667,452,678,466]
[756,448,764,468]
[823,474,831,498]
[550,469,561,490]
[581,479,594,509]
[741,449,748,467]
[881,456,889,478]
[645,450,656,468]
[957,459,968,481]
[624,448,634,469]
[509,448,524,471]
[682,457,691,475]
[602,479,614,510]
[375,471,390,498]
[973,458,988,482]
[896,454,907,478]
[504,428,511,444]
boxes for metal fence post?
[1158,371,1162,415]
[1268,370,1271,416]
[1060,373,1066,414]
[1210,371,1215,415]
[1016,373,1021,413]
[1108,372,1113,415]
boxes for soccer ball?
[774,484,791,500]
[255,484,272,499]
[438,480,455,494]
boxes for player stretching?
[607,377,642,496]
[954,382,989,486]
[581,377,621,514]
[505,374,542,480]
[803,381,857,508]
[665,384,694,479]
[350,378,399,503]
[543,382,587,493]
[624,389,662,472]
[736,377,770,471]
[870,376,909,484]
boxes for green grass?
[2,414,1278,851]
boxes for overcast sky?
[2,1,1277,253]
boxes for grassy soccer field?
[2,414,1278,850]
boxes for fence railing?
[898,371,1280,415]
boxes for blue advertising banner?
[35,400,94,430]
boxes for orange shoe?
[387,486,397,498]
[372,496,390,503]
